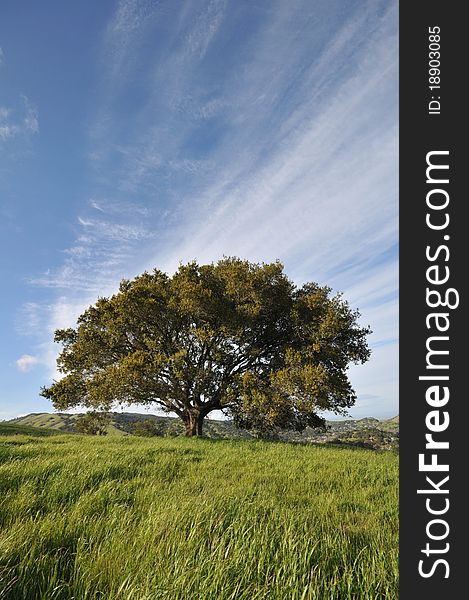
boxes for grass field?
[0,432,398,599]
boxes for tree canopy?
[75,411,110,436]
[41,258,371,437]
[132,418,165,437]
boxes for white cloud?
[135,5,397,286]
[16,354,40,373]
[0,95,39,143]
[22,95,39,134]
[0,107,16,140]
[89,197,150,216]
[17,297,99,381]
[16,302,42,336]
[99,0,166,100]
[29,212,154,292]
[0,124,16,141]
[183,0,226,60]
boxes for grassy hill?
[7,412,399,449]
[287,416,399,450]
[0,432,398,599]
[6,412,126,436]
[0,422,61,437]
[7,412,254,440]
[377,415,399,432]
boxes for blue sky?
[0,0,398,421]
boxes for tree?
[132,418,164,437]
[75,411,110,435]
[41,258,371,437]
[164,420,184,437]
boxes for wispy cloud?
[133,2,398,289]
[16,302,43,337]
[89,197,149,216]
[16,354,40,373]
[102,0,162,85]
[0,95,39,143]
[76,215,150,242]
[30,210,154,293]
[17,297,102,380]
[21,95,39,134]
[0,106,16,141]
[183,0,227,61]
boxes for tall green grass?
[0,434,398,599]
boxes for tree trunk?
[184,411,205,437]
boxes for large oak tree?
[41,258,371,437]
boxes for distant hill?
[286,416,399,450]
[0,421,62,437]
[6,412,253,439]
[7,412,130,437]
[5,412,399,449]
